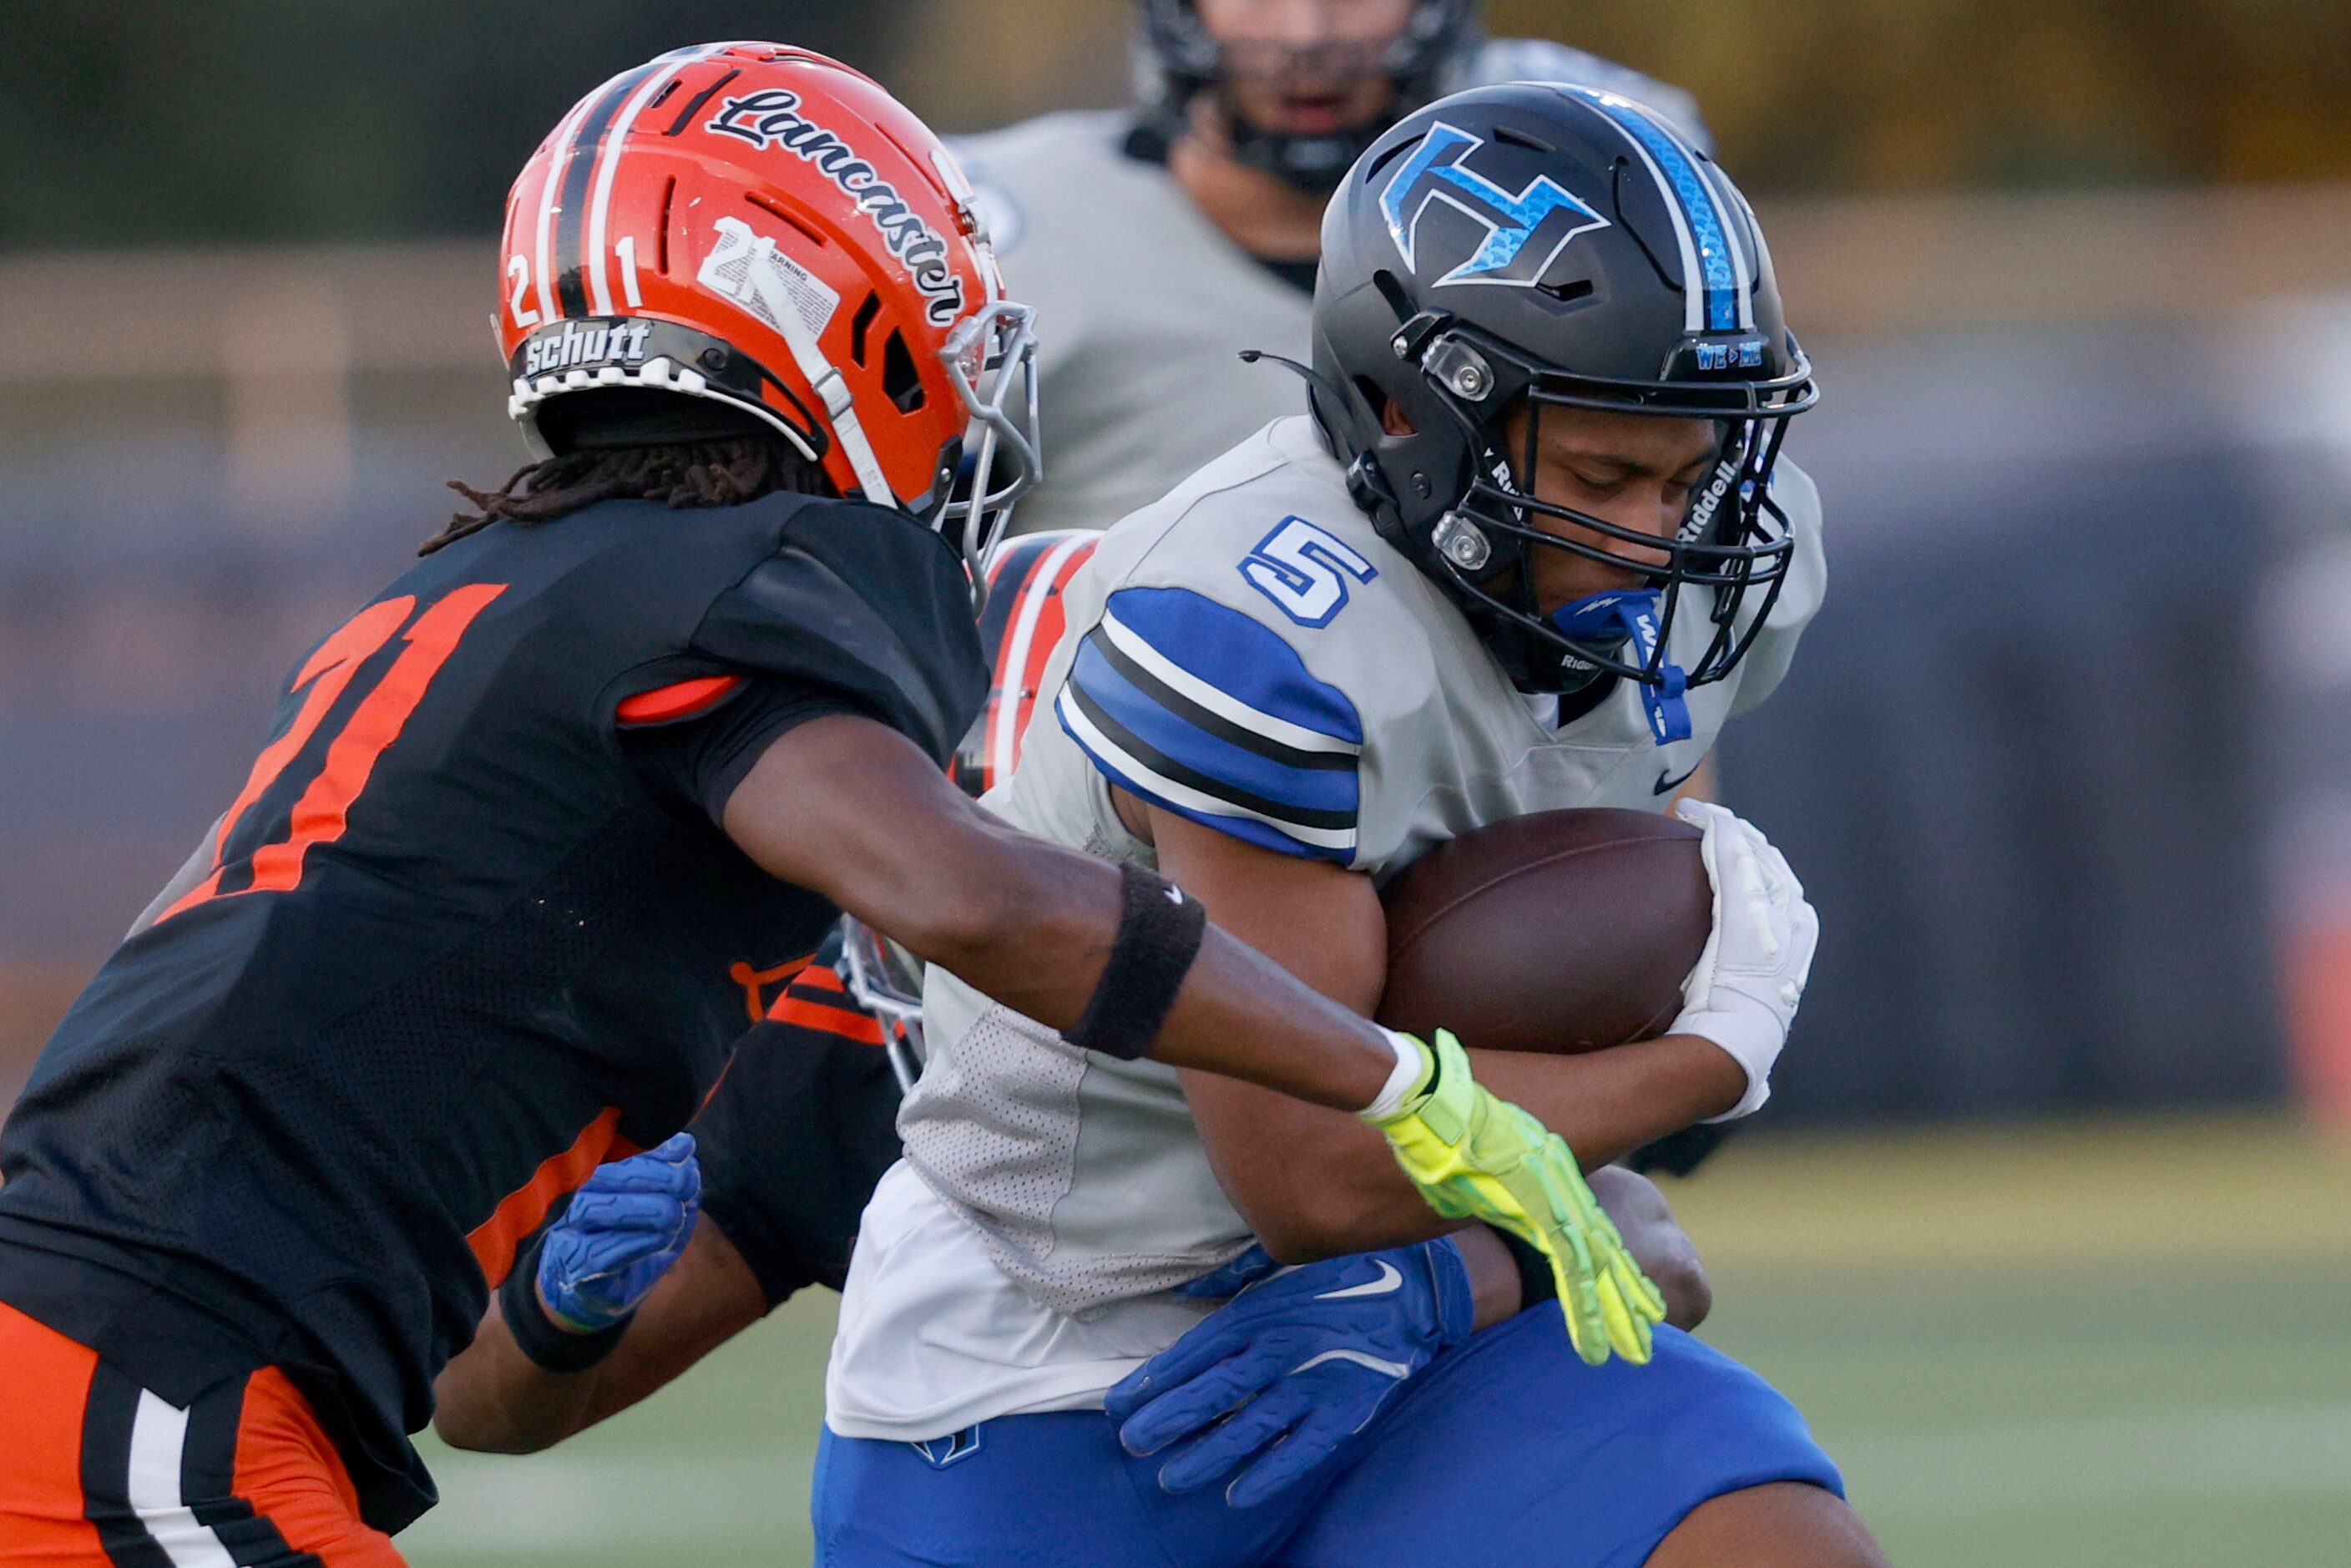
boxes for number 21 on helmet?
[496,42,1042,574]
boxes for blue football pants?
[813,1310,1843,1567]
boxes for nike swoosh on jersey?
[1654,761,1702,796]
[1316,1260,1404,1300]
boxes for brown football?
[1376,807,1711,1055]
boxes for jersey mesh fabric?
[898,1004,1096,1310]
[694,1001,904,1308]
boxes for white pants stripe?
[124,1388,240,1568]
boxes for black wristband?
[1064,862,1208,1062]
[498,1230,631,1374]
[1496,1228,1560,1311]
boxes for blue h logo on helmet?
[1380,121,1610,289]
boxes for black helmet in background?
[1134,0,1477,191]
[1309,81,1817,704]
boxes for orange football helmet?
[497,42,1039,559]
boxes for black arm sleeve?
[622,681,867,827]
[690,503,987,767]
[691,973,906,1308]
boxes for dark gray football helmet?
[1307,82,1817,703]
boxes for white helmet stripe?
[1552,84,1752,334]
[584,46,732,317]
[533,94,596,324]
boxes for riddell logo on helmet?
[705,89,968,326]
[520,320,651,378]
[1681,455,1742,542]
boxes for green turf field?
[402,1115,2351,1566]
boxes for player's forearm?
[1466,1035,1745,1166]
[1198,1039,1740,1262]
[726,716,1396,1112]
[432,1306,603,1454]
[923,825,1396,1108]
[432,1225,768,1453]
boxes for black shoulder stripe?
[1063,679,1358,832]
[1082,625,1356,774]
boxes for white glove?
[1670,800,1818,1120]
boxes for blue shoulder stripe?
[1100,588,1363,748]
[1054,588,1363,862]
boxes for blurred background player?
[962,0,1708,536]
[0,46,1634,1562]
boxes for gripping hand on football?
[1105,1239,1474,1506]
[1669,801,1819,1120]
[1360,1031,1663,1365]
[536,1133,701,1333]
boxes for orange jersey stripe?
[466,1106,638,1288]
[790,964,850,998]
[765,994,887,1046]
[728,952,817,1021]
[158,596,413,923]
[616,675,746,726]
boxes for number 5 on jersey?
[159,584,506,922]
[1239,517,1377,628]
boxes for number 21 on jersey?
[157,584,506,923]
[1238,517,1378,628]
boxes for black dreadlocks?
[424,436,832,556]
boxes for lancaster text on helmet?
[705,89,968,326]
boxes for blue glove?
[536,1132,701,1333]
[1105,1238,1475,1506]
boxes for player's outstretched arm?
[725,713,1668,1361]
[724,714,1664,1363]
[720,714,1413,1110]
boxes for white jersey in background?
[826,415,1824,1441]
[953,39,1709,537]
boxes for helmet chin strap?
[1547,589,1692,746]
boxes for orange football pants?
[0,1302,406,1566]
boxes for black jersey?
[0,492,982,1531]
[695,962,906,1309]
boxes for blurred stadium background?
[5,1,2350,1560]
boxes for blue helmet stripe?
[1559,87,1748,332]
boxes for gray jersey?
[899,415,1824,1318]
[953,40,1707,538]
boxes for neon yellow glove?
[1362,1029,1666,1366]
